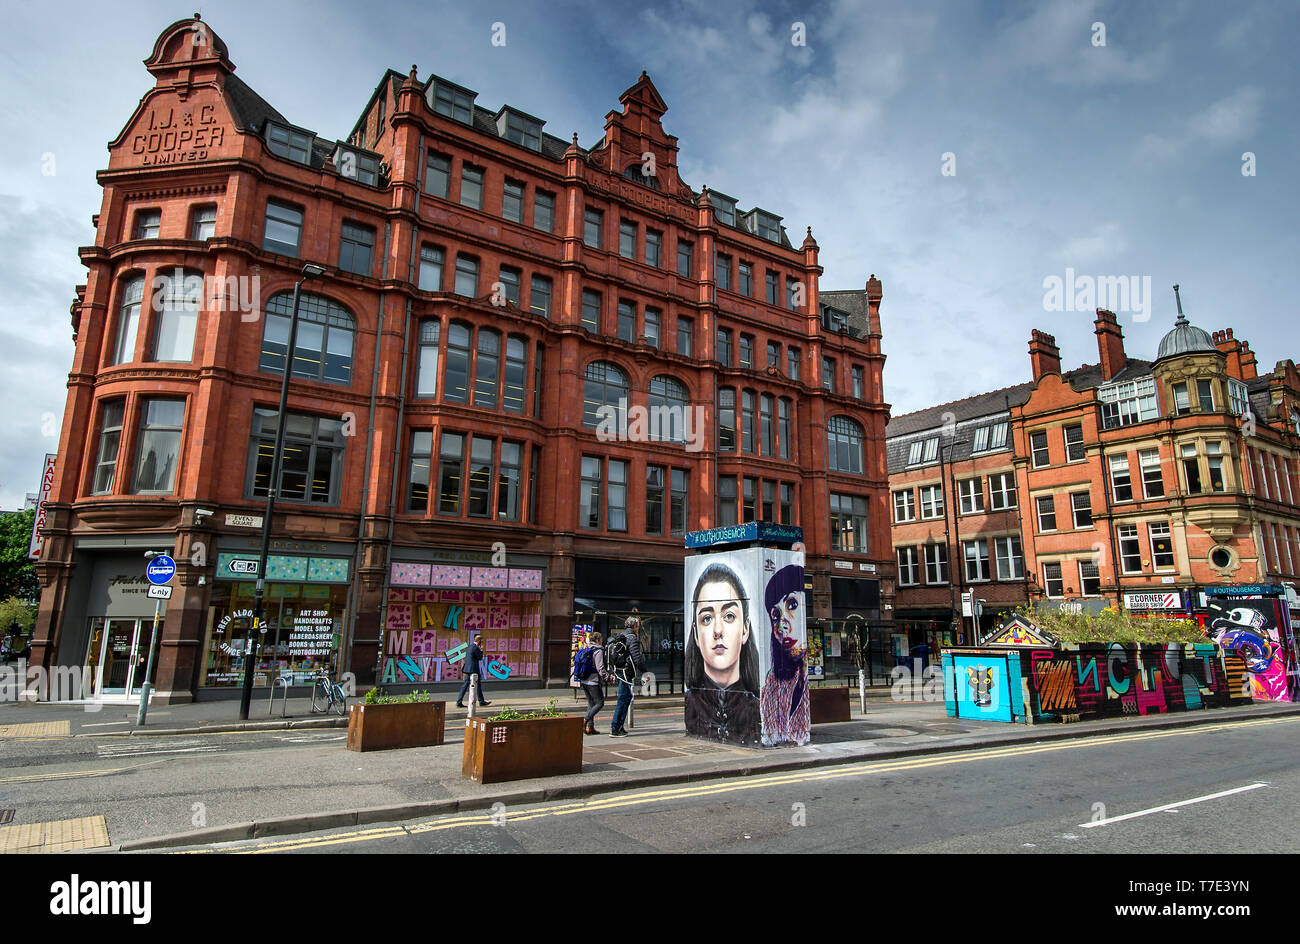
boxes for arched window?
[416,319,440,397]
[648,375,688,444]
[444,322,471,402]
[109,275,145,365]
[623,163,660,191]
[583,361,628,429]
[828,416,864,475]
[474,328,500,408]
[259,291,355,384]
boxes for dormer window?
[265,121,313,165]
[907,436,940,466]
[822,306,849,332]
[497,109,542,151]
[429,80,475,124]
[332,145,381,186]
[744,209,782,242]
[708,191,737,226]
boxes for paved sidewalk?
[0,682,898,737]
[103,699,1300,851]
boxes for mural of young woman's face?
[770,590,803,649]
[694,579,749,686]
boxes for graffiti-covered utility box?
[942,644,1250,725]
[683,523,810,747]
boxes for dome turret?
[1156,284,1217,361]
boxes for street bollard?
[858,669,867,714]
[467,673,480,719]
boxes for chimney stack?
[1094,309,1126,381]
[1240,341,1258,380]
[1215,327,1254,379]
[1029,329,1061,381]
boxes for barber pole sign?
[28,453,57,560]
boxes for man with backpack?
[606,615,646,738]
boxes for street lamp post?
[239,264,326,720]
[939,438,968,646]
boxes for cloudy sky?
[0,0,1295,508]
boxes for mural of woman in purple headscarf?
[760,563,810,746]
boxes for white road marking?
[1080,782,1270,829]
[81,721,131,727]
[97,746,220,758]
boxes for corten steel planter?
[809,686,852,723]
[461,715,585,784]
[346,700,446,752]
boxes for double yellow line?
[217,715,1297,853]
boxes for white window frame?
[1109,453,1133,502]
[1148,521,1175,570]
[919,484,944,520]
[1036,495,1057,533]
[1229,379,1250,417]
[924,544,948,585]
[893,489,916,523]
[1140,449,1163,498]
[988,472,1016,510]
[1064,424,1085,462]
[963,539,990,583]
[897,546,920,586]
[958,477,984,514]
[1078,559,1101,597]
[1071,491,1093,529]
[994,536,1023,581]
[1116,524,1142,574]
[1099,376,1159,429]
[1042,562,1064,598]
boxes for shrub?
[1004,603,1206,645]
[363,687,434,705]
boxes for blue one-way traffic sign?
[146,555,177,585]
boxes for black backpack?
[606,634,633,671]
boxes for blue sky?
[0,0,1296,508]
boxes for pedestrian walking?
[455,639,491,708]
[607,615,647,738]
[574,631,613,734]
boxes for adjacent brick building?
[888,304,1300,645]
[32,17,892,701]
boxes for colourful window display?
[382,587,542,681]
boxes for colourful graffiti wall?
[942,644,1251,724]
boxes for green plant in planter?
[487,697,562,721]
[1008,604,1205,645]
[363,687,434,705]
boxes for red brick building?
[888,303,1300,644]
[32,17,891,701]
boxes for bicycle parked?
[310,672,349,715]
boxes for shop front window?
[201,581,349,687]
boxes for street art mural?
[683,546,809,747]
[1204,590,1299,702]
[381,588,542,682]
[942,644,1250,724]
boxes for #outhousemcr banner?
[683,546,809,747]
